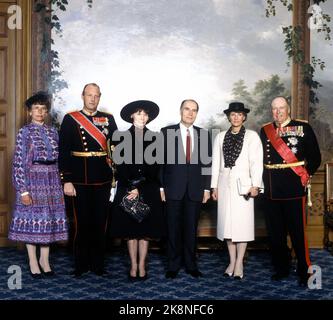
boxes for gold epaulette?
[261,122,273,127]
[67,109,80,114]
[295,119,308,123]
[99,110,113,116]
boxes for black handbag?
[119,195,150,223]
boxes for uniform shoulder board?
[67,109,80,114]
[261,122,273,127]
[100,111,113,116]
[295,119,308,123]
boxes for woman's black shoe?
[233,274,244,280]
[41,269,55,277]
[29,270,42,279]
[39,262,55,277]
[128,271,138,282]
[138,272,148,281]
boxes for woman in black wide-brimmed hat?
[109,100,165,281]
[210,102,263,280]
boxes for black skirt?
[108,182,166,239]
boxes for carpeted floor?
[1,247,332,300]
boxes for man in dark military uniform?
[59,83,118,277]
[260,96,321,287]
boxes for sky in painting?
[311,0,333,117]
[312,1,333,79]
[52,0,331,130]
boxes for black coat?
[58,110,118,185]
[260,119,321,200]
[160,124,212,201]
[109,126,165,238]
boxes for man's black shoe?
[70,268,89,278]
[165,271,178,279]
[186,269,203,278]
[92,269,109,277]
[298,274,310,288]
[298,278,308,288]
[271,272,289,281]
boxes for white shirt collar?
[179,122,194,134]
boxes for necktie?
[186,129,191,163]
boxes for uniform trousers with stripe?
[72,183,111,272]
[264,197,310,279]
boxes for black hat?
[223,102,250,115]
[25,91,51,110]
[120,100,159,123]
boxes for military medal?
[93,117,109,127]
[102,128,109,135]
[288,137,298,146]
[278,126,304,138]
[296,126,304,137]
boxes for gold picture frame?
[326,163,333,206]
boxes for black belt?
[32,160,57,165]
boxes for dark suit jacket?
[160,124,212,202]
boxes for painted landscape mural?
[51,0,332,236]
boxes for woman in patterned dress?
[8,92,68,278]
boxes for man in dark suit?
[260,96,321,287]
[59,83,118,277]
[160,99,212,279]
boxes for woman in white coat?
[211,102,263,279]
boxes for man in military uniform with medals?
[260,96,321,287]
[59,83,118,277]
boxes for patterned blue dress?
[8,123,68,244]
